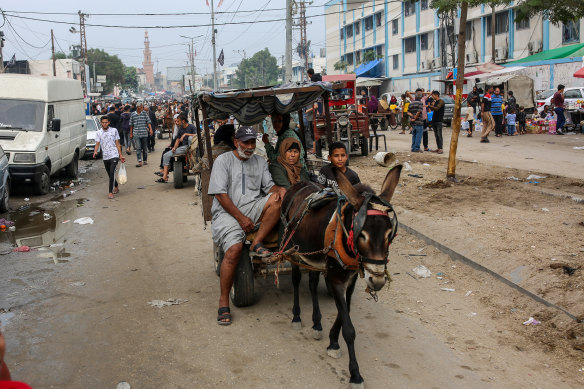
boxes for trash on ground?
[526,174,546,180]
[407,253,427,257]
[523,317,541,326]
[116,382,131,389]
[404,162,412,171]
[441,288,456,292]
[417,247,425,252]
[147,298,188,308]
[573,146,584,150]
[526,181,540,184]
[24,198,29,201]
[470,160,478,163]
[12,246,31,252]
[408,174,424,178]
[74,217,94,225]
[70,281,86,287]
[62,220,70,224]
[465,290,473,297]
[422,163,430,166]
[507,176,520,181]
[8,226,15,232]
[412,265,431,278]
[541,208,550,212]
[0,218,15,227]
[43,213,51,220]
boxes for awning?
[477,62,504,73]
[484,74,516,85]
[354,59,384,78]
[488,66,526,75]
[575,67,584,79]
[356,77,384,87]
[509,43,584,64]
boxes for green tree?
[515,0,584,24]
[87,48,125,94]
[123,66,138,91]
[333,60,348,72]
[232,48,279,89]
[362,50,377,63]
[54,52,68,60]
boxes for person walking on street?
[507,91,517,114]
[481,87,494,143]
[407,89,424,152]
[145,105,158,152]
[491,87,504,137]
[398,94,411,134]
[130,102,153,167]
[428,91,444,154]
[552,84,566,135]
[119,105,132,154]
[94,116,126,199]
[467,86,480,120]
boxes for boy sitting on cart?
[209,126,287,325]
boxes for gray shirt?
[208,152,274,216]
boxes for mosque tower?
[143,30,155,86]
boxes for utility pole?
[189,40,196,93]
[211,0,218,90]
[491,3,496,62]
[93,62,96,93]
[298,1,311,81]
[281,55,284,82]
[78,11,88,96]
[0,30,4,74]
[285,0,293,82]
[51,29,56,77]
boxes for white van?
[0,74,86,194]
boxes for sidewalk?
[378,127,584,180]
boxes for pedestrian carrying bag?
[117,163,128,185]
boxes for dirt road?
[0,140,582,388]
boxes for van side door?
[46,104,61,173]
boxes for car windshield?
[0,99,45,132]
[537,89,555,100]
[441,95,455,104]
[86,118,98,132]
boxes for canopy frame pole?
[297,108,308,158]
[323,93,333,145]
[200,103,214,169]
[193,98,204,159]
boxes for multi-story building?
[325,0,584,92]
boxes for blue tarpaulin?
[354,59,383,78]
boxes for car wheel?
[65,152,79,178]
[34,165,50,195]
[0,180,10,213]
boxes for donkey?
[280,165,402,388]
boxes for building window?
[404,1,415,17]
[393,54,399,70]
[355,51,361,64]
[516,17,530,31]
[340,28,344,39]
[346,24,353,38]
[420,33,428,50]
[392,19,399,35]
[376,45,384,57]
[365,16,373,31]
[375,12,383,28]
[347,53,354,65]
[486,11,509,36]
[405,37,416,53]
[421,0,429,10]
[465,21,472,41]
[563,21,580,44]
[354,21,360,36]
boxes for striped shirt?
[129,111,151,138]
[408,99,424,126]
[490,94,503,116]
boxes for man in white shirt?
[95,116,126,199]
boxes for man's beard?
[237,145,255,160]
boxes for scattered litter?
[404,162,412,171]
[408,174,424,178]
[422,163,430,166]
[147,298,188,308]
[470,160,478,163]
[407,253,427,257]
[43,213,51,221]
[0,218,15,227]
[70,281,86,287]
[8,226,15,232]
[526,181,540,184]
[137,186,146,189]
[441,288,456,292]
[12,246,31,252]
[468,312,477,317]
[506,176,520,181]
[74,217,94,225]
[523,317,541,326]
[24,198,29,201]
[62,220,70,224]
[116,382,131,389]
[412,265,432,278]
[573,146,584,150]
[465,290,473,297]
[551,258,557,261]
[541,208,550,212]
[526,174,546,180]
[417,248,425,252]
[436,272,444,276]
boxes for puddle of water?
[0,311,15,328]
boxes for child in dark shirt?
[517,106,527,135]
[317,142,361,188]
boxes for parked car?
[0,74,87,195]
[440,95,455,126]
[536,89,555,110]
[84,116,101,159]
[537,87,584,114]
[0,145,10,213]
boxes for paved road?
[0,151,494,389]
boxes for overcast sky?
[1,0,328,74]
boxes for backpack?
[120,112,131,131]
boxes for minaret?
[143,30,155,86]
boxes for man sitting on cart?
[209,126,287,325]
[156,113,197,183]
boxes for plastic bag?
[461,120,470,130]
[117,163,128,185]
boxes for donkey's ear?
[379,164,402,203]
[333,167,364,209]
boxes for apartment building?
[325,0,584,92]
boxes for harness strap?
[324,203,360,271]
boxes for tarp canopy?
[199,82,335,125]
[484,74,516,85]
[575,67,584,79]
[354,59,384,78]
[488,66,526,76]
[509,43,584,64]
[356,77,384,87]
[478,75,535,109]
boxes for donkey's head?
[334,165,402,291]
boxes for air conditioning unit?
[420,61,427,71]
[528,40,542,55]
[495,47,508,62]
[465,51,478,64]
[432,58,441,69]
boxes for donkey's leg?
[291,264,302,329]
[308,271,323,339]
[346,273,358,313]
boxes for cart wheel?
[380,118,388,131]
[213,242,223,276]
[173,159,184,189]
[230,246,254,307]
[360,136,368,156]
[157,131,163,140]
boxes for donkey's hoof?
[349,382,365,389]
[292,321,302,330]
[327,347,342,359]
[312,329,323,340]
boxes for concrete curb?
[399,222,580,322]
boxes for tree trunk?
[446,1,468,179]
[491,3,496,62]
